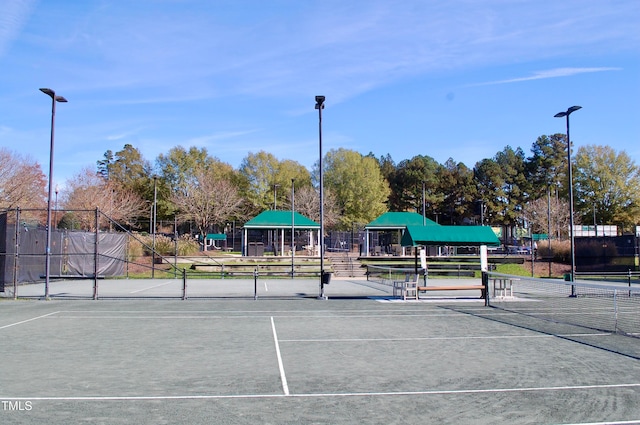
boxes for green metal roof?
[365,212,439,229]
[205,233,226,240]
[244,210,320,229]
[401,225,501,247]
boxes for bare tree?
[521,194,575,240]
[62,167,147,231]
[291,186,340,229]
[171,168,244,237]
[0,148,47,210]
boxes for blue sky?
[1,0,639,188]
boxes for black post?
[555,106,581,287]
[315,95,327,300]
[291,178,295,279]
[13,208,20,299]
[40,88,67,299]
[254,267,259,300]
[182,268,187,300]
[94,208,99,300]
[174,216,178,278]
[482,271,489,306]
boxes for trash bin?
[247,242,264,256]
[321,271,332,285]
[564,273,572,282]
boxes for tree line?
[1,133,639,238]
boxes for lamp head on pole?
[40,88,67,103]
[315,95,325,110]
[554,105,581,118]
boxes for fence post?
[614,289,619,333]
[182,268,187,300]
[174,217,178,279]
[13,208,20,299]
[93,208,99,300]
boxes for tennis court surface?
[2,276,640,424]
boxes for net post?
[182,268,187,300]
[482,271,489,306]
[254,267,258,300]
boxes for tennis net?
[486,273,640,338]
[366,265,426,288]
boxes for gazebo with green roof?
[243,210,320,256]
[364,211,501,258]
[400,225,500,248]
[363,212,438,256]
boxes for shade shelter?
[364,212,438,256]
[202,233,227,251]
[243,210,320,256]
[401,224,501,273]
[400,225,501,248]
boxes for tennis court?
[2,275,640,424]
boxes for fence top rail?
[485,271,640,292]
[574,271,640,277]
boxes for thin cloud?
[105,129,144,141]
[186,130,260,146]
[471,67,622,86]
[0,0,35,56]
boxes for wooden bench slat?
[417,285,484,291]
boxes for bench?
[416,284,487,304]
[393,274,420,300]
[491,277,520,298]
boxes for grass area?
[494,263,532,276]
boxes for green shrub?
[132,233,200,256]
[177,235,200,256]
[153,235,175,256]
[127,236,144,262]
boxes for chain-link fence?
[0,208,185,298]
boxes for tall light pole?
[152,176,157,278]
[554,105,581,285]
[547,186,552,277]
[54,185,59,229]
[315,95,327,299]
[421,182,426,226]
[40,88,67,299]
[273,183,280,210]
[291,178,295,279]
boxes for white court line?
[43,309,459,314]
[0,311,60,330]
[264,282,269,292]
[3,382,640,402]
[280,333,611,342]
[47,313,469,319]
[558,421,640,425]
[271,316,289,396]
[129,281,176,294]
